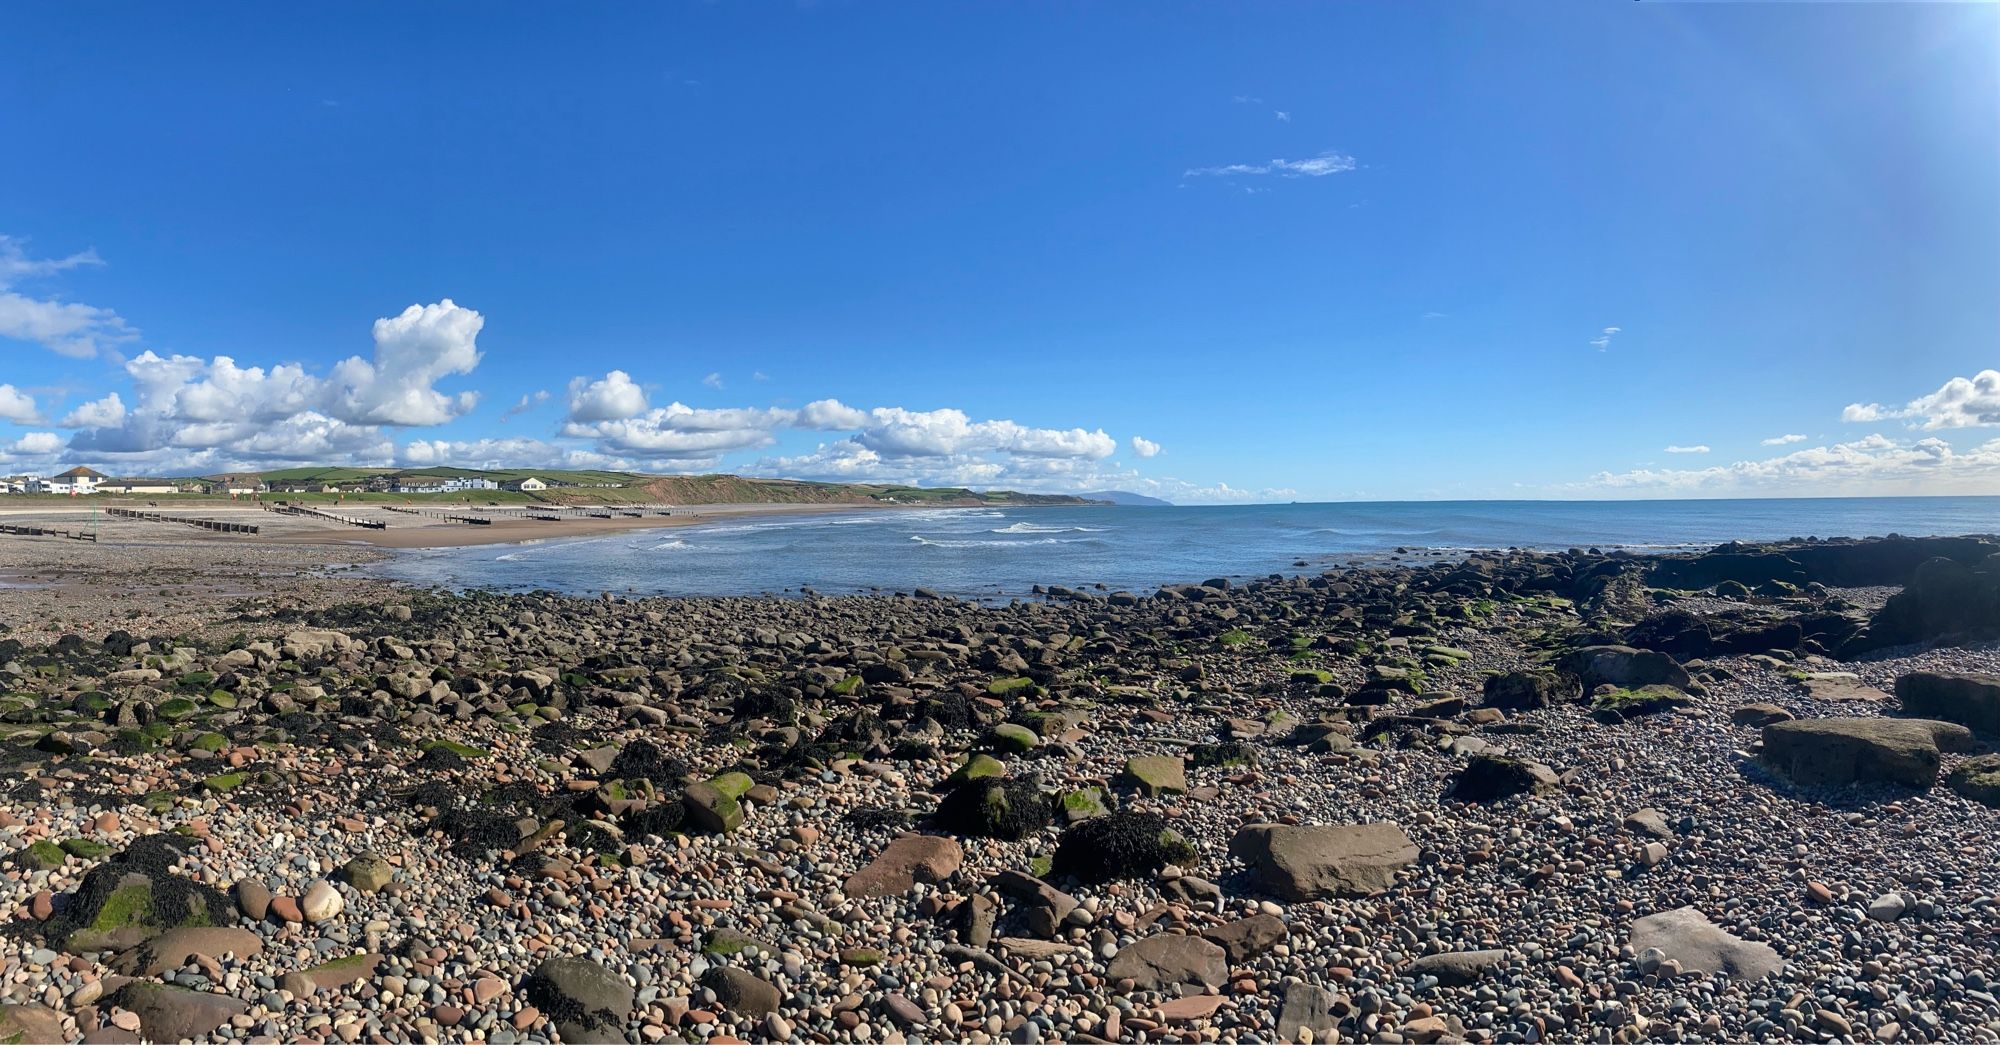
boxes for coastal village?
[0,466,557,498]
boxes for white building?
[33,466,108,495]
[503,477,548,492]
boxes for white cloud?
[752,371,770,382]
[1274,111,1291,123]
[7,432,62,456]
[1761,433,1807,446]
[1664,445,1710,454]
[0,384,40,424]
[0,235,137,359]
[1184,151,1356,179]
[500,389,550,421]
[566,370,649,422]
[1131,435,1162,458]
[703,372,724,390]
[1842,402,1887,423]
[326,300,483,425]
[1578,433,2000,497]
[1897,369,2000,430]
[401,437,630,472]
[1589,326,1622,351]
[561,401,796,460]
[60,393,124,428]
[796,398,869,430]
[67,300,482,466]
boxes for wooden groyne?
[104,508,258,534]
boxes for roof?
[57,466,109,479]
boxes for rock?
[269,896,303,924]
[1868,892,1907,921]
[110,926,264,976]
[1202,913,1287,962]
[1481,670,1577,710]
[1105,933,1228,992]
[301,879,343,923]
[934,778,1053,840]
[1629,907,1780,980]
[1447,755,1558,802]
[1800,672,1890,702]
[1762,717,1972,788]
[991,870,1078,937]
[1410,949,1508,986]
[342,853,394,893]
[1731,703,1794,726]
[1157,995,1228,1021]
[1557,645,1692,691]
[702,966,781,1017]
[105,983,250,1042]
[987,723,1039,753]
[683,781,744,833]
[306,952,384,989]
[843,834,964,898]
[1895,671,2000,733]
[234,879,272,921]
[1277,981,1339,1041]
[1948,753,2000,807]
[1849,554,2000,653]
[523,957,636,1043]
[1229,822,1418,901]
[1122,755,1187,796]
[0,1005,64,1045]
[51,844,233,952]
[1623,808,1672,838]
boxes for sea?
[366,496,2000,602]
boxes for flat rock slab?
[110,927,264,976]
[1763,717,1973,787]
[106,983,250,1042]
[1202,913,1288,962]
[523,957,635,1043]
[1630,907,1780,980]
[1410,949,1508,986]
[1157,995,1229,1022]
[842,834,964,898]
[1897,671,2000,733]
[1106,934,1227,992]
[1123,755,1187,796]
[1230,822,1418,901]
[1800,673,1890,702]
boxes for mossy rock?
[1949,754,2000,808]
[1121,755,1187,796]
[702,927,765,956]
[1028,853,1054,878]
[947,753,1006,785]
[830,675,863,696]
[1218,629,1254,646]
[16,840,64,870]
[708,772,754,800]
[60,838,110,860]
[986,723,1038,754]
[1589,685,1694,722]
[79,692,115,713]
[1189,742,1257,769]
[1059,787,1110,822]
[840,947,886,966]
[176,671,216,691]
[1051,811,1196,883]
[202,772,247,793]
[985,677,1036,698]
[191,732,228,753]
[141,791,176,815]
[420,740,489,759]
[933,778,1052,840]
[156,698,198,721]
[205,690,238,709]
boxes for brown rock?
[843,834,964,898]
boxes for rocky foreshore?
[5,535,2000,1043]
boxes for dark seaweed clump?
[1051,811,1196,883]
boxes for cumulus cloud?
[1130,436,1162,458]
[0,235,137,359]
[1589,326,1621,351]
[66,300,483,467]
[1184,151,1356,179]
[401,436,630,472]
[566,370,649,422]
[1579,433,2000,497]
[7,432,62,456]
[1761,433,1807,446]
[561,401,797,460]
[1664,445,1709,454]
[60,393,124,429]
[1840,370,2000,430]
[0,384,39,424]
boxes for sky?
[0,2,1996,503]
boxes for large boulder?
[110,926,264,976]
[1629,907,1780,980]
[702,966,781,1017]
[49,836,232,951]
[1229,822,1417,901]
[1896,672,2000,734]
[1481,670,1577,711]
[843,834,964,898]
[523,957,635,1043]
[1448,755,1558,803]
[104,983,250,1042]
[1105,933,1228,992]
[1948,754,2000,807]
[1762,717,1972,788]
[1848,554,2000,654]
[1557,645,1691,692]
[933,777,1052,840]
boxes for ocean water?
[367,496,2000,600]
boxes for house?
[0,475,35,495]
[503,477,548,492]
[98,478,181,495]
[201,473,266,495]
[34,466,109,495]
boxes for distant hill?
[1082,490,1173,507]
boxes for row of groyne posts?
[0,522,95,542]
[104,507,258,534]
[264,502,388,529]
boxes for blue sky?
[1,2,1995,501]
